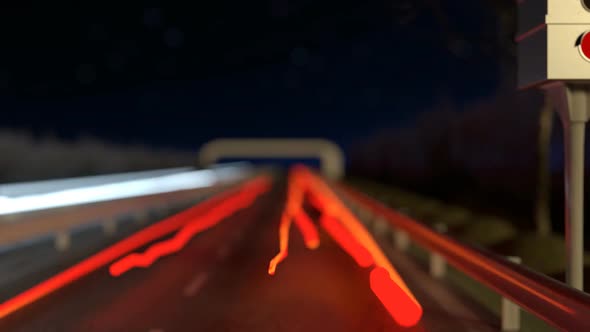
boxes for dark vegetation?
[0,128,195,183]
[348,89,586,237]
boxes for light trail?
[0,170,221,216]
[110,181,270,276]
[293,211,320,249]
[370,267,423,327]
[0,176,271,320]
[267,212,293,276]
[268,166,422,327]
[268,171,321,275]
[303,169,418,303]
[319,214,373,268]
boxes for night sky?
[0,2,504,151]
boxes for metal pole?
[545,82,589,291]
[429,223,448,278]
[502,256,522,331]
[393,230,410,252]
[564,120,586,290]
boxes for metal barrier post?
[134,210,149,225]
[358,208,373,225]
[54,231,71,251]
[372,216,389,236]
[429,223,448,278]
[102,218,117,236]
[391,207,411,251]
[393,230,410,252]
[502,256,522,331]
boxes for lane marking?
[183,272,209,297]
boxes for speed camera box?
[517,0,590,89]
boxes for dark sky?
[0,2,504,151]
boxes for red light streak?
[268,171,320,275]
[370,267,423,327]
[0,176,271,319]
[303,171,418,302]
[319,214,373,268]
[268,166,422,327]
[293,211,319,250]
[110,182,269,276]
[267,212,292,276]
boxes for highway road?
[0,206,177,303]
[0,179,499,332]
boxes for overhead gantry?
[198,138,345,180]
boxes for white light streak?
[0,170,218,216]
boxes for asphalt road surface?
[0,183,499,332]
[0,204,188,303]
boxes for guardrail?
[0,164,255,251]
[335,182,590,332]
